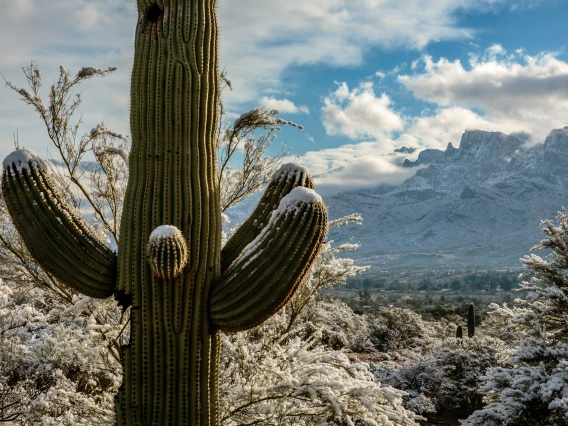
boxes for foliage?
[464,210,568,425]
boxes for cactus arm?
[1,150,117,298]
[115,1,222,423]
[210,187,327,332]
[220,163,313,272]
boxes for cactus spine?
[468,303,476,337]
[1,1,327,425]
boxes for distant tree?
[499,277,514,291]
[450,280,463,291]
[429,305,457,322]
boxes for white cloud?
[0,0,136,158]
[259,97,309,114]
[297,140,421,197]
[322,82,405,139]
[397,106,512,149]
[312,156,420,198]
[0,0,537,159]
[218,0,519,105]
[398,46,568,143]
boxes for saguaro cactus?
[456,324,463,339]
[1,1,327,425]
[468,303,476,338]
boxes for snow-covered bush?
[0,282,120,424]
[434,336,508,415]
[368,307,428,353]
[219,224,421,425]
[220,314,419,426]
[464,209,568,425]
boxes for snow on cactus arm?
[210,187,327,332]
[221,163,314,272]
[1,149,117,298]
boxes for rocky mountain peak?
[456,130,523,161]
[543,126,568,151]
[444,142,457,157]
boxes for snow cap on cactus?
[147,225,188,280]
[277,187,323,215]
[3,149,47,173]
[272,162,308,180]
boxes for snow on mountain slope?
[327,127,568,270]
[226,127,568,271]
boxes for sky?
[0,0,567,197]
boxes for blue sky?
[1,0,567,196]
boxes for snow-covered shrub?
[220,316,420,426]
[368,307,427,353]
[0,281,121,424]
[372,356,441,418]
[301,299,369,350]
[406,394,436,415]
[434,336,508,415]
[464,210,568,425]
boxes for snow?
[149,225,182,240]
[229,187,323,270]
[104,147,129,165]
[271,163,308,180]
[277,187,322,213]
[2,148,47,172]
[233,108,277,129]
[326,126,568,271]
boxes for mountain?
[225,127,568,271]
[325,127,568,270]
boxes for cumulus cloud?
[398,46,568,143]
[322,82,405,139]
[295,137,421,197]
[0,0,538,159]
[312,156,420,198]
[259,97,309,114]
[397,107,507,150]
[0,0,136,158]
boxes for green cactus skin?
[211,187,327,332]
[2,1,328,424]
[147,225,189,280]
[114,1,224,423]
[468,303,476,338]
[220,163,314,272]
[456,325,463,339]
[1,150,117,298]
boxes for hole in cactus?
[146,3,163,23]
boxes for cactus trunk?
[468,303,476,338]
[115,1,221,424]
